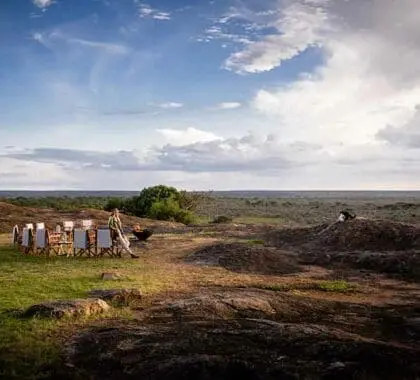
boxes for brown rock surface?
[88,289,142,306]
[23,298,110,319]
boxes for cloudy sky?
[1,0,419,190]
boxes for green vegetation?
[148,197,196,225]
[0,244,174,379]
[3,190,420,227]
[246,239,265,245]
[1,196,108,211]
[103,185,208,224]
[237,280,359,294]
[317,280,358,293]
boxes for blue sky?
[1,0,420,190]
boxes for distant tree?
[148,198,196,225]
[178,190,213,212]
[131,185,179,217]
[103,197,128,212]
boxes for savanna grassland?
[1,193,420,380]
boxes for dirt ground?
[54,218,420,380]
[3,202,420,379]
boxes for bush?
[131,185,179,217]
[148,198,196,225]
[211,215,233,224]
[103,197,128,212]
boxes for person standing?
[108,208,139,258]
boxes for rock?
[88,289,142,306]
[328,361,346,370]
[406,317,420,331]
[101,272,122,280]
[65,319,419,380]
[23,298,110,319]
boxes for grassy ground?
[0,230,366,379]
[196,197,420,225]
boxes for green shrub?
[132,185,179,217]
[148,198,196,225]
[103,197,128,212]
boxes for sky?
[0,0,420,191]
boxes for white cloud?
[32,32,45,44]
[217,102,242,110]
[33,0,53,9]
[0,157,72,190]
[157,127,221,146]
[152,12,171,20]
[157,102,184,109]
[243,0,420,148]
[31,31,130,55]
[376,105,420,148]
[224,1,329,74]
[138,3,171,20]
[66,38,130,55]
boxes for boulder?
[88,289,142,306]
[23,298,110,319]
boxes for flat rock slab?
[88,289,142,306]
[23,298,110,319]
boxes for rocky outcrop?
[23,298,110,319]
[88,289,142,306]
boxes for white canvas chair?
[35,228,48,255]
[36,222,45,230]
[81,219,94,230]
[63,221,74,232]
[73,229,95,256]
[62,221,74,244]
[11,225,19,245]
[21,227,34,255]
[97,228,119,257]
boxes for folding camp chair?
[87,229,97,256]
[63,221,74,232]
[97,228,120,257]
[73,229,95,257]
[46,231,63,256]
[11,225,19,246]
[21,227,34,255]
[35,228,48,256]
[81,219,94,230]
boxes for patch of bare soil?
[267,219,420,252]
[0,202,182,233]
[301,250,420,281]
[266,219,420,280]
[63,289,420,380]
[185,243,301,275]
[168,223,278,240]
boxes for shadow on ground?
[184,242,302,276]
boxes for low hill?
[0,202,182,234]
